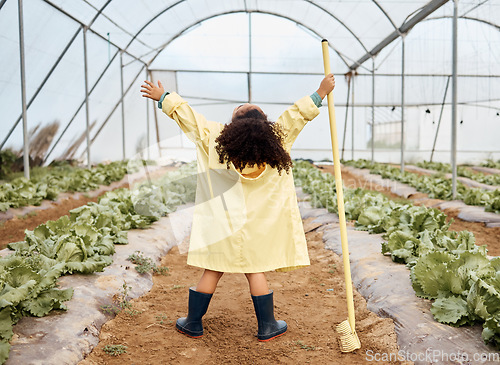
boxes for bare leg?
[196,269,224,294]
[245,273,270,296]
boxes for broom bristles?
[336,320,361,352]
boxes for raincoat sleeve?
[276,95,320,151]
[161,92,215,152]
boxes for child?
[140,74,335,341]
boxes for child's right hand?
[316,74,335,99]
[141,80,165,101]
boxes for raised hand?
[140,80,165,101]
[316,74,335,99]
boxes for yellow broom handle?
[321,40,356,331]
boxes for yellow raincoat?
[162,93,320,273]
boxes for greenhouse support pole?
[430,76,451,162]
[83,26,91,169]
[89,66,145,148]
[43,50,120,164]
[400,36,406,174]
[351,76,355,160]
[120,51,126,160]
[1,28,81,152]
[18,0,29,179]
[451,0,458,198]
[371,57,375,162]
[145,68,150,160]
[341,74,351,160]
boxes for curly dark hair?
[215,109,292,175]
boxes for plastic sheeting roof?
[1,0,500,164]
[28,0,499,70]
[20,0,438,68]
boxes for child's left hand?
[316,74,335,99]
[141,80,165,101]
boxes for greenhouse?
[1,0,500,364]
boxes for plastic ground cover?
[297,189,500,365]
[0,165,167,223]
[2,188,499,364]
[2,203,194,365]
[404,165,499,192]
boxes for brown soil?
[0,166,176,250]
[0,194,102,249]
[2,162,495,363]
[80,220,410,365]
[318,165,500,257]
[317,165,407,202]
[444,208,500,256]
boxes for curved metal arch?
[85,0,154,51]
[424,15,500,31]
[372,0,398,31]
[123,0,186,51]
[349,0,449,70]
[41,0,145,65]
[143,10,352,70]
[1,0,113,151]
[88,0,112,27]
[122,0,369,55]
[303,0,369,52]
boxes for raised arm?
[141,80,212,149]
[276,74,335,150]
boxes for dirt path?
[318,165,500,256]
[80,220,410,365]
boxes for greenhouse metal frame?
[2,0,500,199]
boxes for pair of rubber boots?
[176,287,287,341]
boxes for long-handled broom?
[321,39,361,353]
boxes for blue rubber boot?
[176,287,213,338]
[251,290,287,341]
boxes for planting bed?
[325,165,500,256]
[0,165,173,249]
[79,215,408,365]
[2,162,500,364]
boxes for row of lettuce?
[482,159,500,169]
[0,160,156,212]
[292,160,500,350]
[342,159,500,214]
[0,163,197,363]
[416,160,500,186]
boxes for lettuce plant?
[293,160,500,349]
